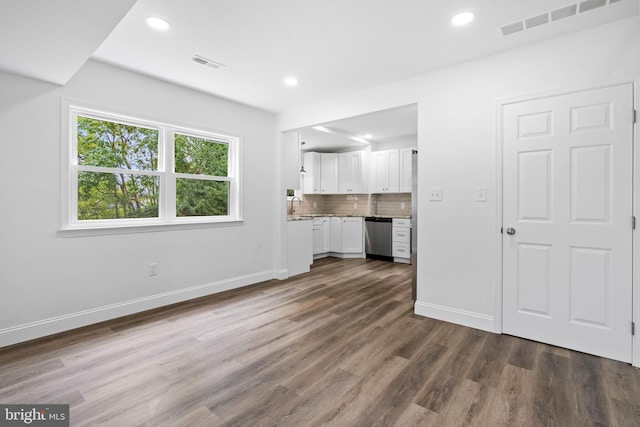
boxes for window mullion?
[164,128,177,219]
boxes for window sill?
[57,218,244,238]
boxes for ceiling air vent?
[525,13,550,29]
[500,0,629,36]
[579,0,607,13]
[551,4,577,21]
[192,55,226,70]
[500,21,524,36]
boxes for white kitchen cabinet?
[312,217,332,255]
[341,217,364,253]
[312,218,323,255]
[338,151,364,194]
[371,149,399,193]
[320,153,338,194]
[399,148,414,193]
[330,216,342,252]
[392,218,411,263]
[303,152,322,194]
[322,217,331,253]
[311,216,364,259]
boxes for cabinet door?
[399,148,413,193]
[303,152,322,194]
[312,225,322,255]
[320,153,338,194]
[371,150,400,193]
[387,150,400,193]
[322,217,331,253]
[338,153,351,194]
[371,151,390,193]
[338,151,363,194]
[330,217,342,252]
[341,217,363,253]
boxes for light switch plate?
[429,188,442,201]
[476,187,487,202]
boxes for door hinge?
[500,227,503,234]
[633,216,636,230]
[633,322,636,336]
[634,109,637,124]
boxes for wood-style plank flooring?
[1,257,640,426]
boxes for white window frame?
[61,100,242,233]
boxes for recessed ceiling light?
[312,125,332,133]
[360,134,372,139]
[350,136,370,144]
[451,12,474,26]
[284,77,299,87]
[147,16,170,31]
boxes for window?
[64,104,241,230]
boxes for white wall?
[0,60,276,346]
[278,18,640,333]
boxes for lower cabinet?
[312,218,323,255]
[392,218,411,263]
[341,217,364,253]
[313,216,364,259]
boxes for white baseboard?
[274,269,289,280]
[0,270,276,348]
[313,252,364,260]
[414,301,496,333]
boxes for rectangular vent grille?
[500,0,628,36]
[192,55,226,70]
[551,4,578,21]
[525,13,550,29]
[579,0,607,12]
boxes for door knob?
[506,227,516,235]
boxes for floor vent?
[500,0,627,36]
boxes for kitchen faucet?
[290,196,302,214]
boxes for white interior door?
[502,84,634,362]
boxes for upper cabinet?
[302,152,322,194]
[303,148,411,195]
[338,151,366,194]
[370,148,413,194]
[371,149,399,193]
[320,153,338,194]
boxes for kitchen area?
[284,105,417,284]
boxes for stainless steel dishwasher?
[365,217,393,260]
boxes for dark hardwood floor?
[1,257,640,426]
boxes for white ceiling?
[92,0,638,113]
[298,104,418,152]
[0,1,637,116]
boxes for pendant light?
[299,141,308,174]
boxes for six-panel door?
[502,84,634,362]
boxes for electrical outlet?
[429,188,443,201]
[354,202,358,209]
[313,202,317,208]
[401,202,405,210]
[149,262,158,276]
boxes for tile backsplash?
[372,193,412,217]
[291,193,411,217]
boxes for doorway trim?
[495,79,638,367]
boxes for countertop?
[287,214,411,221]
